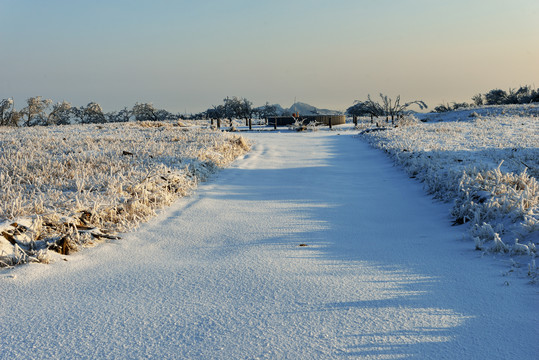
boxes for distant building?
[267,115,346,126]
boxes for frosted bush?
[288,119,319,132]
[0,122,250,266]
[395,114,420,127]
[453,162,538,225]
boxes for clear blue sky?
[1,0,538,113]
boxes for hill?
[257,102,341,116]
[285,102,342,115]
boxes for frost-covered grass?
[0,121,250,266]
[359,104,538,273]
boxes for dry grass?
[0,122,250,266]
[360,110,538,261]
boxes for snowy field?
[0,122,249,266]
[0,128,537,359]
[0,105,538,359]
[358,105,538,277]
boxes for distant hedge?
[434,85,539,112]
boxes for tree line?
[0,97,180,127]
[346,85,539,120]
[1,94,426,129]
[434,85,539,113]
[3,86,535,128]
[0,95,282,128]
[194,97,280,129]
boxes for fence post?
[274,118,277,130]
[217,118,221,129]
[329,117,332,129]
[249,118,252,130]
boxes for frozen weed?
[395,114,420,127]
[288,119,319,132]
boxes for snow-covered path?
[1,131,537,359]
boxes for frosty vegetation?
[0,122,250,267]
[358,104,538,275]
[434,85,539,113]
[347,93,427,125]
[0,96,280,128]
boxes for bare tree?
[347,101,375,124]
[0,98,19,126]
[377,94,427,124]
[206,105,225,128]
[223,96,242,126]
[81,102,106,124]
[155,109,177,121]
[47,101,73,125]
[260,102,278,117]
[0,98,13,125]
[240,98,254,126]
[132,102,159,121]
[106,107,131,123]
[20,96,52,126]
[364,95,385,123]
[256,102,278,125]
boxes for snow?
[1,129,537,359]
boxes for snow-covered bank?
[1,131,537,359]
[0,122,249,266]
[358,106,538,275]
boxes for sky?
[1,0,538,114]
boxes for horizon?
[1,0,538,113]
